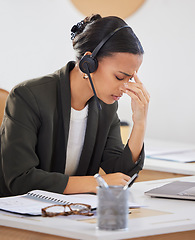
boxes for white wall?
[0,0,195,144]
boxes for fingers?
[133,71,141,83]
[124,73,150,125]
[126,86,147,106]
[126,89,144,107]
[102,173,131,186]
[134,72,150,102]
[125,72,150,103]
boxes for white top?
[65,105,88,175]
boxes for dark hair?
[71,14,144,61]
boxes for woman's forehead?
[99,52,143,72]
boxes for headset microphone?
[83,62,102,110]
[79,25,130,110]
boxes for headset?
[79,25,130,110]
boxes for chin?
[98,95,116,105]
[100,98,115,105]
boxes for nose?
[119,82,127,93]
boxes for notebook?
[0,190,98,216]
[145,181,195,200]
[0,189,141,216]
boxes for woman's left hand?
[125,72,150,126]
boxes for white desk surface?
[144,138,195,175]
[0,176,195,240]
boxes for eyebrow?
[119,71,133,77]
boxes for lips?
[111,94,123,101]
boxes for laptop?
[145,181,195,200]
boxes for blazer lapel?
[52,62,74,173]
[75,97,99,175]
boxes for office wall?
[0,0,195,144]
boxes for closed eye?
[115,76,124,81]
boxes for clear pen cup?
[97,186,129,231]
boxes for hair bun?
[85,14,102,23]
[71,14,102,40]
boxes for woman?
[0,14,149,197]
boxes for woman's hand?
[101,172,130,187]
[125,72,150,126]
[125,72,150,162]
[63,173,131,194]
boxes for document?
[0,190,140,216]
[0,190,97,216]
[145,138,195,163]
[147,149,195,163]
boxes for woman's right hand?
[101,172,130,187]
[63,172,131,194]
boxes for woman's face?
[92,52,143,104]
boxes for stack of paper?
[147,149,195,163]
[145,139,195,163]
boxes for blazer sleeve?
[0,85,68,196]
[100,114,145,177]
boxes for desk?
[1,176,195,240]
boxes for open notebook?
[0,189,141,216]
[145,181,195,200]
[0,190,98,216]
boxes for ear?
[83,51,92,56]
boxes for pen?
[123,173,138,190]
[94,173,109,188]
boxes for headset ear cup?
[79,55,98,74]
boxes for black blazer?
[0,62,144,197]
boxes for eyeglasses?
[42,203,94,217]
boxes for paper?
[0,190,98,215]
[147,149,195,163]
[0,190,141,216]
[145,138,195,163]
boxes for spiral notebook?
[0,190,98,216]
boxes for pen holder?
[97,186,129,231]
